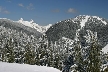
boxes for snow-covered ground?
[0,62,61,72]
[102,44,108,54]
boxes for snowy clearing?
[0,62,61,72]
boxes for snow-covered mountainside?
[17,18,52,33]
[73,15,107,28]
[0,18,42,37]
[46,15,108,47]
[0,62,61,72]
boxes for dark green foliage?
[87,43,101,72]
[24,44,36,65]
[46,20,80,42]
[5,38,15,63]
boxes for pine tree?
[72,30,85,72]
[47,45,54,67]
[70,30,102,72]
[84,30,102,72]
[6,38,15,63]
[24,43,35,65]
[1,45,8,62]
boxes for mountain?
[0,18,43,37]
[46,15,108,47]
[17,18,52,33]
[0,16,108,71]
[0,18,52,36]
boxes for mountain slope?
[0,18,42,37]
[0,18,52,37]
[46,15,108,47]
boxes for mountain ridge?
[17,18,52,33]
[0,18,52,34]
[46,15,108,47]
[0,18,42,37]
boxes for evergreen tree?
[24,43,35,65]
[84,30,102,72]
[72,30,85,72]
[6,38,15,63]
[70,30,102,72]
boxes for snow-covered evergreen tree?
[84,30,102,72]
[70,30,102,72]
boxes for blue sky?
[0,0,108,25]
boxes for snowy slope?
[73,15,90,28]
[0,62,61,72]
[17,18,52,33]
[102,44,108,54]
[73,15,107,28]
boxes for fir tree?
[24,43,35,65]
[70,30,102,72]
[6,38,15,63]
[84,30,102,72]
[72,30,85,72]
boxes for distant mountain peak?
[0,17,52,34]
[74,15,107,28]
[30,19,34,23]
[55,15,107,29]
[20,18,23,20]
[17,18,52,33]
[77,15,90,28]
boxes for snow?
[0,62,61,72]
[102,44,108,54]
[101,62,108,71]
[62,37,74,47]
[17,18,52,33]
[80,15,90,28]
[92,16,107,25]
[0,18,7,19]
[75,15,107,28]
[0,18,14,22]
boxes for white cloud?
[67,8,77,13]
[18,3,24,7]
[27,3,34,10]
[7,0,11,3]
[0,6,10,14]
[18,3,34,10]
[4,10,10,14]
